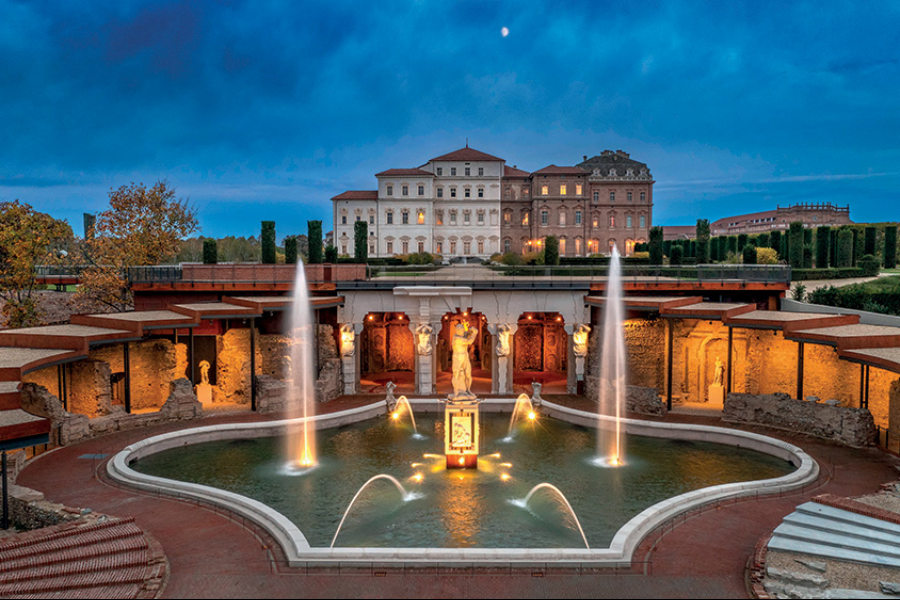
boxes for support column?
[340,323,363,395]
[666,319,674,411]
[796,341,805,401]
[726,326,734,395]
[57,364,67,412]
[565,324,577,394]
[123,342,131,414]
[189,327,195,385]
[492,323,516,395]
[860,364,866,407]
[250,318,257,411]
[865,365,870,409]
[490,325,500,395]
[411,321,436,396]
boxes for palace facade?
[332,147,654,259]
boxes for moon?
[501,27,509,37]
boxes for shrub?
[499,252,523,266]
[696,219,710,263]
[837,228,854,267]
[756,233,770,248]
[788,222,804,268]
[858,254,881,277]
[649,226,664,265]
[632,251,650,259]
[670,245,683,266]
[770,230,783,259]
[737,233,748,251]
[756,247,778,264]
[865,226,877,256]
[407,251,434,265]
[544,235,560,266]
[885,226,898,269]
[324,245,338,263]
[792,282,807,303]
[353,221,368,263]
[815,226,830,269]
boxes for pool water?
[132,413,794,549]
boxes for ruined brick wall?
[66,359,112,418]
[217,328,251,403]
[624,318,665,391]
[91,339,186,411]
[22,366,57,396]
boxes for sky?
[1,0,898,238]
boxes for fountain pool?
[128,409,800,551]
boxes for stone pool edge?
[105,398,819,568]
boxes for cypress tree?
[354,221,368,263]
[742,244,757,264]
[727,235,738,256]
[261,221,276,264]
[770,230,782,259]
[663,239,672,257]
[719,236,728,260]
[757,233,769,248]
[815,226,831,269]
[544,235,560,265]
[803,244,813,269]
[324,245,338,263]
[284,236,298,264]
[885,225,898,269]
[710,236,720,261]
[788,222,804,269]
[202,238,217,264]
[696,219,710,263]
[852,228,862,266]
[307,220,323,264]
[865,226,877,256]
[737,233,748,251]
[649,226,664,265]
[837,228,853,267]
[670,245,683,266]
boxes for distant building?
[332,147,655,258]
[710,203,852,236]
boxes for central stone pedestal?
[708,384,725,408]
[444,399,480,469]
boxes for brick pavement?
[14,401,900,599]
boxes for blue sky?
[1,0,898,238]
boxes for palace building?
[332,147,654,259]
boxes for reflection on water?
[133,414,794,549]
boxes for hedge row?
[809,284,900,316]
[790,267,867,281]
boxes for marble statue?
[339,324,355,357]
[713,356,725,387]
[573,324,591,358]
[385,380,397,411]
[199,360,211,385]
[415,323,434,356]
[450,323,478,400]
[531,381,543,406]
[495,323,511,357]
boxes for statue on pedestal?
[713,356,725,387]
[415,323,434,356]
[339,324,355,357]
[450,323,478,401]
[573,324,591,358]
[495,323,511,357]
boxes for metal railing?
[35,263,792,288]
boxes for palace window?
[355,215,361,222]
[436,241,443,253]
[450,211,458,225]
[402,185,408,196]
[450,241,457,254]
[387,185,393,196]
[478,167,484,176]
[522,212,529,226]
[477,240,484,254]
[541,185,549,196]
[541,210,549,226]
[418,241,424,253]
[341,215,347,225]
[627,192,632,202]
[575,210,582,225]
[559,211,567,226]
[369,215,375,225]
[464,188,471,198]
[593,191,599,203]
[464,211,471,224]
[477,210,484,225]
[610,192,615,203]
[640,214,646,228]
[402,241,409,253]
[465,167,470,176]
[402,211,409,224]
[436,167,443,176]
[450,187,457,198]
[417,210,425,225]
[559,238,566,254]
[437,187,443,198]
[503,210,512,225]
[640,192,646,203]
[436,210,444,225]
[626,215,633,228]
[418,185,425,196]
[477,188,484,198]
[504,239,511,253]
[576,184,582,195]
[560,184,567,196]
[386,211,394,224]
[609,214,616,228]
[450,167,457,176]
[464,241,471,254]
[386,241,393,254]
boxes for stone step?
[0,536,149,572]
[773,523,900,561]
[0,523,145,564]
[0,518,133,553]
[0,566,149,596]
[797,502,900,536]
[783,512,900,547]
[767,536,900,569]
[0,549,148,582]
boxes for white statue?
[573,324,591,358]
[385,380,397,411]
[339,324,355,357]
[415,323,434,356]
[450,323,478,401]
[713,356,725,387]
[199,360,211,385]
[496,323,511,357]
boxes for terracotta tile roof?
[503,165,531,177]
[332,190,378,200]
[532,165,589,175]
[430,147,504,162]
[375,168,433,177]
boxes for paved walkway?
[789,273,887,299]
[14,399,900,599]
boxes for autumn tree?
[77,181,198,311]
[0,201,72,327]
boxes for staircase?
[0,517,166,599]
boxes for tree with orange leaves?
[0,201,72,327]
[77,181,198,311]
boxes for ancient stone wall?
[20,383,90,446]
[723,392,876,447]
[255,374,288,414]
[66,359,112,418]
[626,385,666,416]
[90,339,187,412]
[624,318,666,391]
[1,484,81,530]
[22,366,57,396]
[216,328,251,404]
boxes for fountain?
[390,395,419,436]
[596,247,626,467]
[511,483,590,549]
[504,393,537,440]
[330,474,419,548]
[286,261,316,470]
